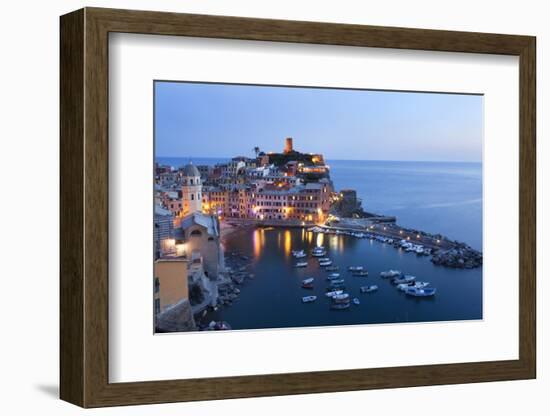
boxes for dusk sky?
[155,81,483,162]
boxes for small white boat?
[292,249,306,257]
[360,285,378,293]
[295,261,308,268]
[405,287,436,297]
[311,251,327,257]
[327,273,341,279]
[380,270,402,278]
[302,295,317,303]
[348,266,364,271]
[302,283,314,289]
[302,278,314,285]
[415,246,424,255]
[326,290,343,297]
[319,260,333,266]
[332,293,350,301]
[392,275,416,284]
[317,257,330,262]
[397,281,430,291]
[294,252,307,258]
[329,279,345,285]
[352,298,360,305]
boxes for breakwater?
[316,221,482,269]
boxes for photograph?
[153,81,483,333]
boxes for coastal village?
[154,138,482,332]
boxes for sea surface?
[156,157,483,330]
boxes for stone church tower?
[181,163,202,216]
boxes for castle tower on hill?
[181,163,202,216]
[284,137,293,154]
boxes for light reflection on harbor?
[284,229,292,257]
[316,232,324,247]
[212,226,483,330]
[253,228,264,258]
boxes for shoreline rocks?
[430,245,482,269]
[156,299,197,332]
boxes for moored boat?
[206,321,232,330]
[325,290,343,297]
[380,269,402,278]
[352,270,369,277]
[352,298,360,305]
[301,277,315,289]
[327,273,341,279]
[392,275,416,284]
[360,285,378,293]
[302,295,317,303]
[348,266,364,271]
[332,293,350,302]
[311,246,327,257]
[405,287,436,297]
[397,281,430,291]
[295,261,308,268]
[319,260,333,266]
[329,279,345,285]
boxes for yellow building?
[154,258,189,315]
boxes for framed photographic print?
[60,7,536,407]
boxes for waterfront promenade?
[224,217,458,251]
[319,223,456,251]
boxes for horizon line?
[155,156,482,164]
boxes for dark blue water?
[157,157,483,330]
[212,227,482,330]
[328,160,482,250]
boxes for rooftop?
[180,212,220,237]
[155,205,172,216]
[181,163,200,177]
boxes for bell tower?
[181,163,202,216]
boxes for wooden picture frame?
[60,7,536,408]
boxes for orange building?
[154,258,189,315]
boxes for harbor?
[198,226,482,330]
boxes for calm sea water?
[156,157,483,330]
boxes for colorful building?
[154,257,189,315]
